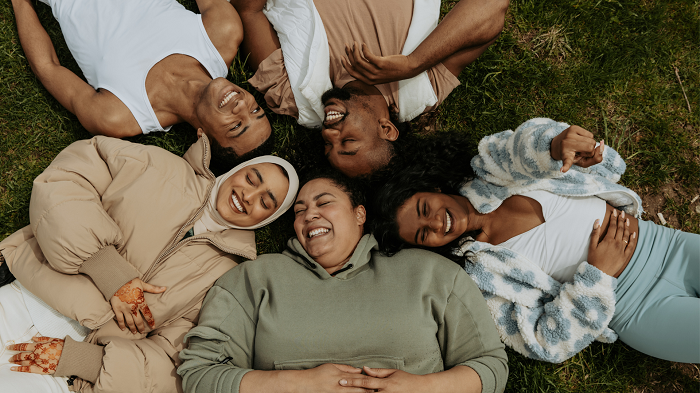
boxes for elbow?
[83,112,142,139]
[479,0,509,44]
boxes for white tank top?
[498,190,607,283]
[41,0,229,133]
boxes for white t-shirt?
[498,190,607,282]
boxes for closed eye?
[261,197,269,210]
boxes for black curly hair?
[300,168,367,209]
[208,131,277,177]
[367,130,480,261]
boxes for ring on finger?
[623,240,628,244]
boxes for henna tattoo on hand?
[8,337,64,375]
[114,283,146,316]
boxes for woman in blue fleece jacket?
[370,118,699,364]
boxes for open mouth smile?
[219,90,240,108]
[231,191,246,214]
[308,227,330,238]
[445,211,452,235]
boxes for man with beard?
[232,0,508,177]
[12,0,274,175]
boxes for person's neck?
[146,56,212,128]
[453,194,492,238]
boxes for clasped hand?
[110,278,166,334]
[550,125,604,173]
[303,363,426,393]
[341,42,416,85]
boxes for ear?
[378,118,399,142]
[354,205,367,225]
[196,128,204,138]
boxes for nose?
[427,215,442,232]
[303,206,320,223]
[231,98,248,117]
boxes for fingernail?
[621,210,625,218]
[594,219,600,228]
[10,367,17,372]
[613,210,617,217]
[632,232,636,239]
[339,379,347,386]
[626,218,629,226]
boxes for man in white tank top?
[11,0,273,175]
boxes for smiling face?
[196,78,272,156]
[216,163,290,227]
[395,192,476,248]
[293,178,366,273]
[321,87,398,177]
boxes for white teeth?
[219,91,239,108]
[325,111,343,121]
[308,228,330,238]
[445,211,452,234]
[232,192,245,213]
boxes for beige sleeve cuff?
[78,245,140,299]
[54,336,105,383]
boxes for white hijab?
[193,156,299,234]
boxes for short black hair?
[208,132,276,177]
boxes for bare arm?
[230,0,281,72]
[196,0,244,66]
[343,0,509,83]
[11,0,140,137]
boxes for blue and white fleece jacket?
[456,118,643,363]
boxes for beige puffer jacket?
[0,135,256,393]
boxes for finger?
[361,43,380,65]
[123,312,138,334]
[622,215,630,246]
[114,310,127,331]
[362,366,396,378]
[615,210,625,241]
[32,336,53,343]
[6,343,35,352]
[626,231,638,255]
[331,363,362,373]
[344,44,356,67]
[352,41,369,64]
[570,125,595,140]
[606,209,619,239]
[561,154,575,173]
[339,376,385,390]
[141,282,166,294]
[140,303,156,329]
[9,353,32,363]
[588,219,602,250]
[132,309,146,333]
[11,366,32,373]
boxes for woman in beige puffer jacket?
[0,135,297,393]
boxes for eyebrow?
[252,168,263,183]
[294,192,335,206]
[268,190,279,209]
[414,199,421,244]
[231,111,266,138]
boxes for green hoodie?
[178,235,508,393]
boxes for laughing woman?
[0,135,298,393]
[370,117,700,364]
[178,172,508,393]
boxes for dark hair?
[0,261,15,288]
[367,132,479,259]
[208,132,277,177]
[301,168,366,209]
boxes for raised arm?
[342,0,509,84]
[196,0,244,66]
[11,0,141,137]
[229,0,281,72]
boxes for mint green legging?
[609,220,699,363]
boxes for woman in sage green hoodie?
[178,172,508,393]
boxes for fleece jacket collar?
[283,234,377,280]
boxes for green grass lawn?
[1,0,698,391]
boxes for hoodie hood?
[283,234,377,279]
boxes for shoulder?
[376,247,463,278]
[214,253,297,286]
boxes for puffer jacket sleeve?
[439,270,508,393]
[461,242,618,363]
[29,137,141,299]
[470,117,627,187]
[177,283,256,393]
[59,316,196,393]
